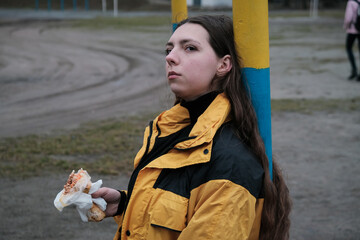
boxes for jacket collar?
[155,93,231,149]
[145,93,231,169]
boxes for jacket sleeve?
[178,179,260,240]
[344,1,356,29]
[113,190,127,240]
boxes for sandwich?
[54,168,106,222]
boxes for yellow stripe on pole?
[232,0,269,69]
[171,0,188,24]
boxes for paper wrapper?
[54,169,107,222]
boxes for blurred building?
[186,0,232,8]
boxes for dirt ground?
[0,10,360,240]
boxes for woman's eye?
[165,49,172,55]
[185,46,197,52]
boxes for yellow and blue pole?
[233,0,273,179]
[171,0,188,32]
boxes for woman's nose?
[165,49,179,66]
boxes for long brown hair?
[176,15,291,240]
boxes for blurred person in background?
[344,0,360,81]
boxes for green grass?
[268,9,344,19]
[1,97,359,179]
[0,113,157,179]
[271,97,360,113]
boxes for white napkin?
[54,176,107,222]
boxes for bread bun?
[87,203,106,222]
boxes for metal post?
[114,0,118,17]
[102,0,107,13]
[312,0,319,18]
[73,0,77,11]
[233,0,273,179]
[171,0,188,32]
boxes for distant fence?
[35,0,90,11]
[29,0,149,11]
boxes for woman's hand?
[92,187,121,217]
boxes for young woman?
[93,15,291,240]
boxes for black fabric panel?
[154,123,264,199]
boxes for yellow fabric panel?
[232,0,270,69]
[176,94,231,149]
[156,104,191,137]
[148,188,188,231]
[113,215,122,240]
[147,142,212,169]
[249,198,264,240]
[119,168,161,239]
[182,179,262,240]
[156,93,231,150]
[133,125,150,169]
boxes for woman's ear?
[216,55,232,77]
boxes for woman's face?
[165,23,221,101]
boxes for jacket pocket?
[149,189,188,232]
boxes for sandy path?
[1,11,360,240]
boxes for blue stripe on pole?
[85,0,89,10]
[172,23,178,32]
[242,67,273,180]
[48,0,51,11]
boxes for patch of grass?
[270,41,316,47]
[269,11,310,19]
[0,113,158,179]
[1,97,359,179]
[271,97,360,113]
[319,10,345,19]
[315,58,347,64]
[71,16,171,30]
[269,10,344,19]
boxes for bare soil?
[0,10,359,240]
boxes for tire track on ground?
[0,20,168,137]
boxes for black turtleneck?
[180,91,219,125]
[123,92,220,214]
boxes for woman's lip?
[168,71,181,79]
[168,74,179,79]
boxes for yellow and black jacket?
[113,93,264,240]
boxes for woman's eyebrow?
[166,39,201,47]
[166,42,174,47]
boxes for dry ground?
[0,10,359,240]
